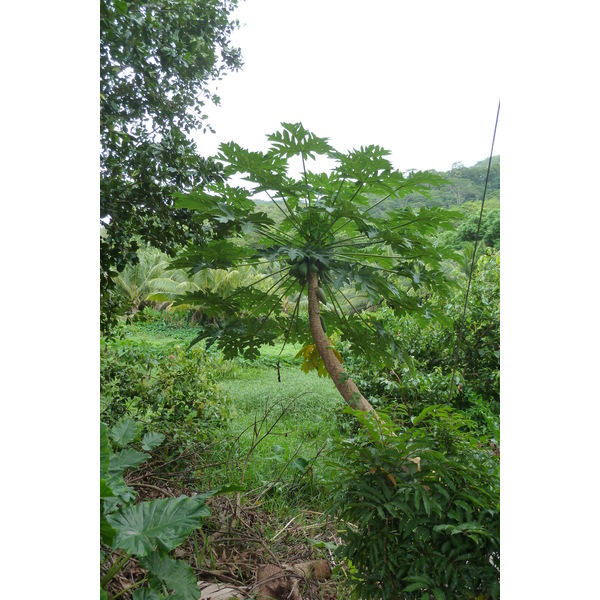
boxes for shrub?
[100,340,233,438]
[328,406,499,600]
[336,250,499,427]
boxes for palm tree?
[148,265,271,322]
[114,246,169,313]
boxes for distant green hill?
[405,156,500,209]
[405,156,500,249]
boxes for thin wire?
[448,100,500,402]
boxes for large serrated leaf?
[140,551,199,600]
[100,479,115,499]
[103,473,137,510]
[100,509,117,547]
[107,495,211,556]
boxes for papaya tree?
[171,123,459,413]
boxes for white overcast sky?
[193,0,501,173]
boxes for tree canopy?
[100,0,242,334]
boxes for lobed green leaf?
[107,495,211,557]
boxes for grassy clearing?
[216,364,344,503]
[118,316,346,512]
[119,318,198,348]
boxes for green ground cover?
[110,317,344,506]
[217,363,344,499]
[102,303,499,599]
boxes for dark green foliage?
[100,0,243,334]
[100,339,232,435]
[329,408,499,599]
[450,209,500,249]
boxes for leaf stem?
[315,182,364,244]
[111,578,148,600]
[336,250,408,262]
[301,151,311,207]
[254,225,294,247]
[100,551,132,588]
[320,279,345,323]
[266,189,307,237]
[278,282,306,358]
[335,286,376,332]
[361,181,408,216]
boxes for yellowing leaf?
[385,472,397,487]
[295,339,342,378]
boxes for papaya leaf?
[295,342,342,378]
[107,495,211,557]
[338,371,350,384]
[170,239,259,274]
[267,122,333,160]
[171,124,458,393]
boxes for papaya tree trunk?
[307,271,377,414]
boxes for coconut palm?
[114,246,169,312]
[148,265,272,322]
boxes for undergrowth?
[100,306,500,599]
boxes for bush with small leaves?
[100,340,233,437]
[337,250,499,431]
